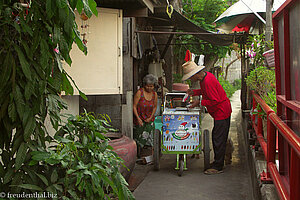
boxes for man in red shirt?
[182,61,232,175]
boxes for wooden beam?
[124,8,148,17]
[135,30,240,36]
[138,0,154,13]
[160,32,175,59]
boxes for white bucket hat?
[181,61,205,81]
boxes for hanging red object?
[184,50,192,62]
[232,15,255,33]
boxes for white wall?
[64,8,123,95]
[216,52,241,83]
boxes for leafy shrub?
[28,111,135,200]
[219,76,236,98]
[233,79,241,90]
[245,66,275,97]
[246,66,276,112]
[246,34,273,67]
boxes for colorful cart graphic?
[162,114,200,153]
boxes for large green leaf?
[59,7,68,23]
[59,37,72,65]
[46,0,54,18]
[8,102,17,122]
[65,72,87,100]
[19,17,33,36]
[88,0,98,16]
[24,117,36,141]
[3,168,14,184]
[0,163,5,178]
[69,0,78,10]
[22,41,33,60]
[14,45,32,80]
[51,169,58,183]
[15,142,27,170]
[0,52,12,86]
[73,27,87,54]
[82,0,92,18]
[35,172,49,186]
[58,0,68,8]
[31,151,51,161]
[24,81,35,100]
[15,184,43,191]
[61,73,74,95]
[14,85,25,119]
[12,134,23,155]
[40,39,50,69]
[76,0,84,14]
[64,13,74,36]
[53,25,61,45]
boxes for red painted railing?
[251,91,300,200]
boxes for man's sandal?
[204,168,223,175]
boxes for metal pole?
[265,0,273,51]
[240,0,266,24]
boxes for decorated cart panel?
[162,109,201,154]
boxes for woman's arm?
[133,90,143,126]
[145,92,158,123]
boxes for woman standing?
[133,74,158,155]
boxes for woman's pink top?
[134,88,156,125]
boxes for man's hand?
[187,89,194,96]
[188,100,200,108]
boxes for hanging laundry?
[191,53,196,62]
[198,54,205,66]
[184,49,192,62]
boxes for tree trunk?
[224,56,241,80]
[204,54,219,72]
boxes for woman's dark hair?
[143,74,158,87]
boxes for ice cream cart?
[153,92,210,176]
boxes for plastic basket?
[263,49,275,68]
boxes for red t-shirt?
[192,72,232,120]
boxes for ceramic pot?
[107,133,137,181]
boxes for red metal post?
[269,113,300,156]
[268,162,289,200]
[272,5,285,176]
[267,118,276,164]
[290,149,300,200]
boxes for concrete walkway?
[133,90,254,200]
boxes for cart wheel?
[153,129,160,171]
[178,159,184,176]
[203,129,210,170]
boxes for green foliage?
[0,1,136,199]
[246,66,276,112]
[27,111,134,200]
[245,34,274,67]
[218,76,236,98]
[173,73,191,86]
[245,66,275,97]
[175,0,235,61]
[233,79,241,90]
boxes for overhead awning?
[141,8,247,46]
[95,0,156,13]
